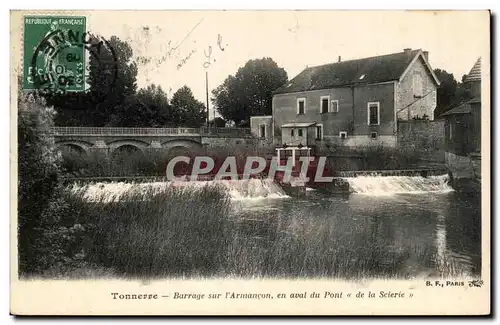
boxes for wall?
[272,82,396,147]
[398,119,444,149]
[398,120,445,162]
[316,135,397,148]
[250,116,273,145]
[396,55,438,120]
[445,151,481,180]
[201,135,264,149]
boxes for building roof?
[440,97,481,116]
[273,49,440,95]
[463,57,481,83]
[281,122,316,128]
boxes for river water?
[74,175,481,279]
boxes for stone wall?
[445,151,481,181]
[201,135,270,150]
[397,119,445,161]
[396,55,437,120]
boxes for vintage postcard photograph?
[9,10,490,315]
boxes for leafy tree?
[46,35,138,126]
[109,84,172,127]
[17,87,60,273]
[171,86,207,128]
[433,69,472,117]
[212,58,288,126]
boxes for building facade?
[250,49,440,149]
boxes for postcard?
[10,9,490,315]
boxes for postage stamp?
[23,16,87,92]
[9,10,491,316]
[23,15,118,99]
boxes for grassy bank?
[47,185,232,278]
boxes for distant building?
[250,48,440,148]
[441,58,481,179]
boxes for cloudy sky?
[85,10,489,117]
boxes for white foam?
[68,178,289,202]
[345,174,454,196]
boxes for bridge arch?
[108,139,150,154]
[162,139,203,155]
[55,140,92,155]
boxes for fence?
[52,127,251,136]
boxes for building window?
[367,102,380,125]
[291,129,294,137]
[339,131,347,139]
[297,98,306,115]
[331,100,339,112]
[370,132,378,139]
[259,124,266,138]
[298,129,303,137]
[320,96,330,114]
[413,74,423,98]
[315,125,323,139]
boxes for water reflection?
[229,190,481,279]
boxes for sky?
[85,10,489,118]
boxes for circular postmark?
[30,27,118,100]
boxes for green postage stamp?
[23,16,87,92]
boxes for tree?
[46,35,138,126]
[170,86,207,127]
[433,69,472,117]
[18,87,60,273]
[108,84,172,127]
[212,58,288,126]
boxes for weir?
[344,174,454,195]
[68,178,289,203]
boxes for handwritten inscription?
[217,33,225,51]
[177,48,197,70]
[203,34,227,69]
[203,46,214,68]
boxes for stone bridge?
[52,127,254,154]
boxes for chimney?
[423,51,429,61]
[403,48,412,53]
[338,55,341,62]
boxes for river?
[73,175,481,279]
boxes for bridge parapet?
[52,127,251,137]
